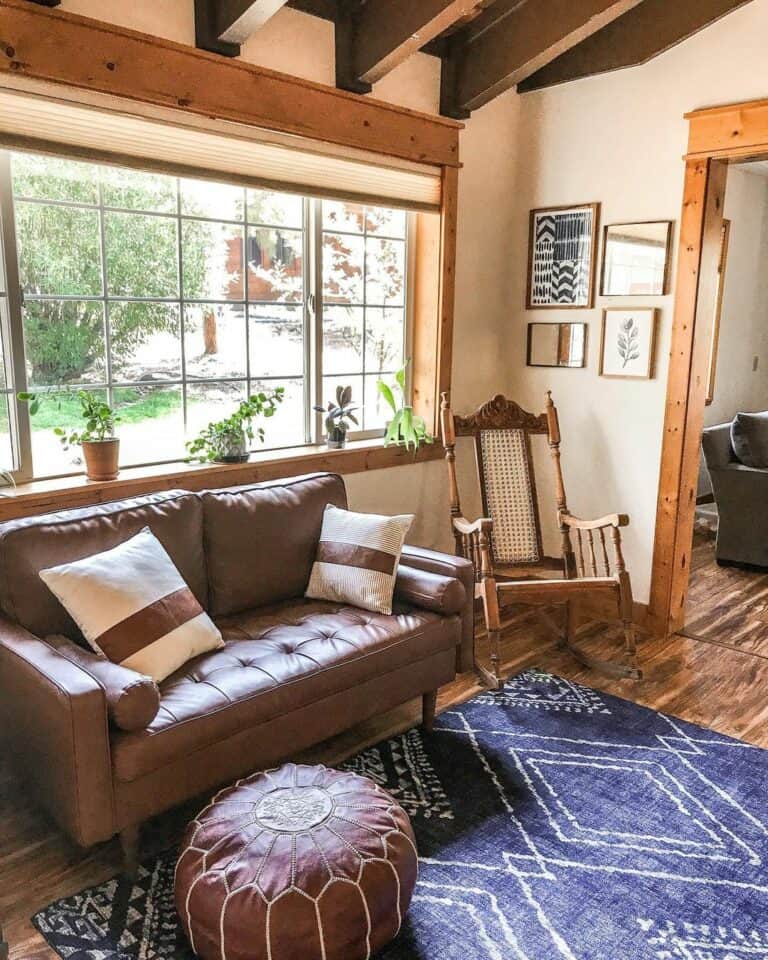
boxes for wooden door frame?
[649,96,768,636]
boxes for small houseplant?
[314,385,358,449]
[377,363,433,451]
[186,388,284,464]
[19,389,121,481]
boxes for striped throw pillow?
[305,504,414,615]
[39,527,223,683]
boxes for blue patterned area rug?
[33,670,768,959]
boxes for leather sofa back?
[202,472,347,617]
[0,490,206,639]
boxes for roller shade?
[0,87,442,211]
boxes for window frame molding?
[0,0,460,516]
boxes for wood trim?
[0,0,461,168]
[0,439,444,522]
[686,98,768,158]
[649,154,728,636]
[705,217,731,405]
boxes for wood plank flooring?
[4,610,768,959]
[682,530,768,656]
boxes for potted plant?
[186,388,284,464]
[314,385,359,449]
[19,389,121,481]
[377,363,434,451]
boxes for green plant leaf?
[376,380,397,415]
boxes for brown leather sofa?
[0,472,473,865]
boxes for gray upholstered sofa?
[701,420,768,567]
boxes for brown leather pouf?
[175,763,418,960]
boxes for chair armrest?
[0,617,114,846]
[394,565,467,616]
[47,636,160,732]
[562,512,629,530]
[452,516,493,536]
[399,546,475,672]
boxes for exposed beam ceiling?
[439,0,645,117]
[195,0,290,56]
[518,0,753,92]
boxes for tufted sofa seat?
[113,599,457,783]
[0,472,473,857]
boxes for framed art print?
[527,203,599,309]
[599,308,658,379]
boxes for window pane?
[323,305,363,375]
[323,232,364,304]
[185,381,247,441]
[181,179,244,222]
[113,385,185,465]
[365,237,405,306]
[0,395,12,470]
[182,220,244,301]
[30,388,108,476]
[12,153,98,204]
[105,212,179,298]
[249,304,304,378]
[101,166,176,213]
[323,200,364,234]
[184,304,247,380]
[247,227,303,302]
[110,302,181,382]
[23,300,105,387]
[16,202,102,296]
[365,206,406,238]
[321,375,363,434]
[364,373,391,430]
[247,189,303,228]
[250,377,304,448]
[364,307,404,374]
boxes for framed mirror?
[527,323,587,368]
[600,221,673,296]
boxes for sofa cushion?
[201,473,347,617]
[0,490,206,640]
[111,597,459,783]
[731,411,768,468]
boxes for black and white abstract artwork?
[528,204,598,308]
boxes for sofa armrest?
[399,546,475,672]
[0,618,114,846]
[394,565,467,615]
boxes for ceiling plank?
[195,0,289,56]
[353,0,483,86]
[518,0,754,92]
[442,0,645,116]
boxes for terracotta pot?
[82,438,120,481]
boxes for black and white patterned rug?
[33,670,768,958]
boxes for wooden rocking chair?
[440,392,641,688]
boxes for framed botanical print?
[599,308,658,379]
[527,203,600,309]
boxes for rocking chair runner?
[440,391,641,687]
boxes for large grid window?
[0,150,410,480]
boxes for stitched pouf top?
[175,763,418,960]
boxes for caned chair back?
[442,394,553,567]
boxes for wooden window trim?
[0,438,444,522]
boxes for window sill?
[0,438,443,521]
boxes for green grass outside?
[28,387,183,430]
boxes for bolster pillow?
[394,565,467,615]
[46,635,160,732]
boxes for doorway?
[649,96,768,639]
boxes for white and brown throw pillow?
[305,504,413,615]
[39,527,223,682]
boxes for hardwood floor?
[682,530,768,657]
[4,609,768,959]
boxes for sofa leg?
[422,690,437,732]
[120,824,141,879]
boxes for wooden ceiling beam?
[351,0,483,87]
[518,0,753,92]
[441,0,645,116]
[195,0,290,56]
